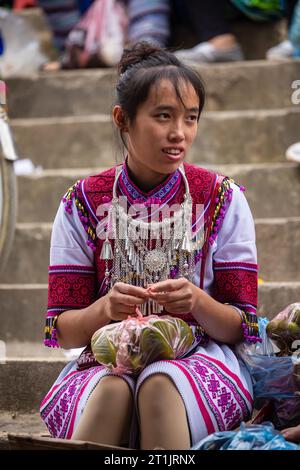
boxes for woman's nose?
[168,122,185,141]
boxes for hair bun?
[118,41,162,75]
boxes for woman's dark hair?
[115,41,206,148]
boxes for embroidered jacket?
[44,161,260,365]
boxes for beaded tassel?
[209,177,232,245]
[194,324,209,346]
[241,310,262,343]
[44,315,59,348]
[62,180,97,251]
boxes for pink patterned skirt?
[40,341,253,447]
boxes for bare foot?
[281,424,300,443]
[41,61,61,72]
[208,34,239,49]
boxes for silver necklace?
[100,164,199,315]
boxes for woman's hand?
[103,282,149,321]
[147,278,199,314]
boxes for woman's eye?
[187,115,198,122]
[157,113,170,119]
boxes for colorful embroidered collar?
[117,156,182,205]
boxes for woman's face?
[114,78,200,191]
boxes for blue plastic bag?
[236,317,300,398]
[191,422,300,450]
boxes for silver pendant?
[144,249,167,272]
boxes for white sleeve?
[211,182,258,318]
[50,198,94,266]
[214,182,257,264]
[45,197,97,348]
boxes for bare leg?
[138,374,190,450]
[72,375,134,446]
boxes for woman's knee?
[138,374,176,413]
[94,375,133,406]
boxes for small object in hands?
[91,307,194,375]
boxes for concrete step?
[2,341,67,359]
[0,358,68,413]
[1,223,51,284]
[2,218,300,285]
[0,284,47,343]
[11,107,300,167]
[6,60,300,118]
[16,163,300,223]
[0,412,49,450]
[256,217,300,283]
[1,282,300,344]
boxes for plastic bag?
[91,308,194,375]
[191,422,300,450]
[272,398,300,430]
[0,8,46,77]
[266,303,300,356]
[236,316,300,398]
[62,0,128,68]
[236,309,300,430]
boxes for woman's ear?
[113,105,128,132]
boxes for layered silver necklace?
[100,164,202,315]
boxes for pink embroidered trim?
[170,360,215,434]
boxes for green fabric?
[239,0,282,10]
[231,0,284,20]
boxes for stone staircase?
[1,8,300,448]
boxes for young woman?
[40,41,260,450]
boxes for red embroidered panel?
[213,262,258,310]
[47,265,97,314]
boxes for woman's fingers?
[147,278,188,293]
[116,294,146,306]
[148,290,190,303]
[281,425,300,443]
[115,282,149,299]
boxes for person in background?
[38,0,92,54]
[174,0,284,63]
[39,0,165,71]
[267,0,300,58]
[126,0,171,48]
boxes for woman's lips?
[162,149,184,161]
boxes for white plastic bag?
[0,8,47,77]
[63,0,128,68]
